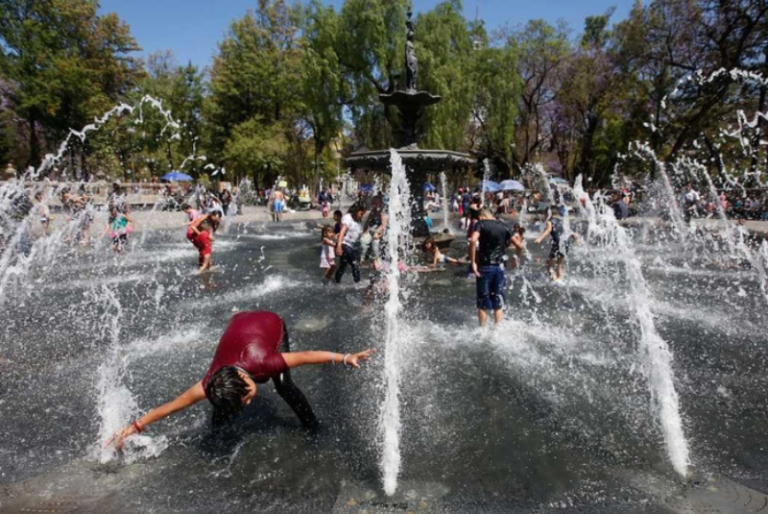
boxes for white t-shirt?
[341,213,362,247]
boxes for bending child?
[106,311,374,451]
[188,216,214,272]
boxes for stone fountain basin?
[345,149,473,173]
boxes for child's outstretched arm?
[282,349,375,369]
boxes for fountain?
[439,171,450,232]
[379,150,412,495]
[345,6,473,236]
[4,18,768,514]
[573,178,691,476]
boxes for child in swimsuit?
[107,207,134,252]
[320,226,337,282]
[423,238,467,268]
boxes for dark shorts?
[549,241,571,260]
[112,234,127,247]
[476,265,506,311]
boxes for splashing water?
[439,171,450,232]
[573,177,690,476]
[482,159,491,208]
[94,286,168,464]
[0,94,206,298]
[379,149,412,495]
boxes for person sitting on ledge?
[107,311,374,450]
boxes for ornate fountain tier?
[345,148,473,173]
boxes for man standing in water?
[107,311,374,450]
[270,189,286,222]
[469,209,512,327]
[335,204,366,284]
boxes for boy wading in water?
[534,209,577,282]
[107,311,374,450]
[469,209,513,327]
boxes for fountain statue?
[345,6,473,236]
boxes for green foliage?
[417,0,476,151]
[1,0,766,189]
[0,0,141,167]
[223,117,287,185]
[471,44,522,175]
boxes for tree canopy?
[1,0,767,189]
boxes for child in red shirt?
[188,218,214,272]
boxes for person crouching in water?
[107,206,134,252]
[534,209,577,282]
[106,311,374,450]
[188,216,214,272]
[469,209,513,327]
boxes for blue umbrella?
[359,184,373,193]
[481,180,501,193]
[423,182,436,192]
[500,179,525,192]
[161,171,194,182]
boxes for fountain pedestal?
[345,8,473,237]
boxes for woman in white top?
[334,204,366,283]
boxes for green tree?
[507,19,569,170]
[299,0,344,193]
[336,0,409,149]
[209,0,305,184]
[416,0,476,152]
[471,43,522,175]
[0,0,141,170]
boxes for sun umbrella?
[548,177,568,185]
[423,182,436,192]
[481,180,501,193]
[500,179,525,192]
[161,171,194,182]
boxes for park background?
[1,0,766,192]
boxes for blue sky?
[98,0,636,69]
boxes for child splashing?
[106,207,134,252]
[188,216,214,273]
[422,238,467,268]
[320,225,337,283]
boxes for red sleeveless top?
[202,311,288,387]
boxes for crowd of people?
[677,183,768,221]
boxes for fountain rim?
[345,148,474,172]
